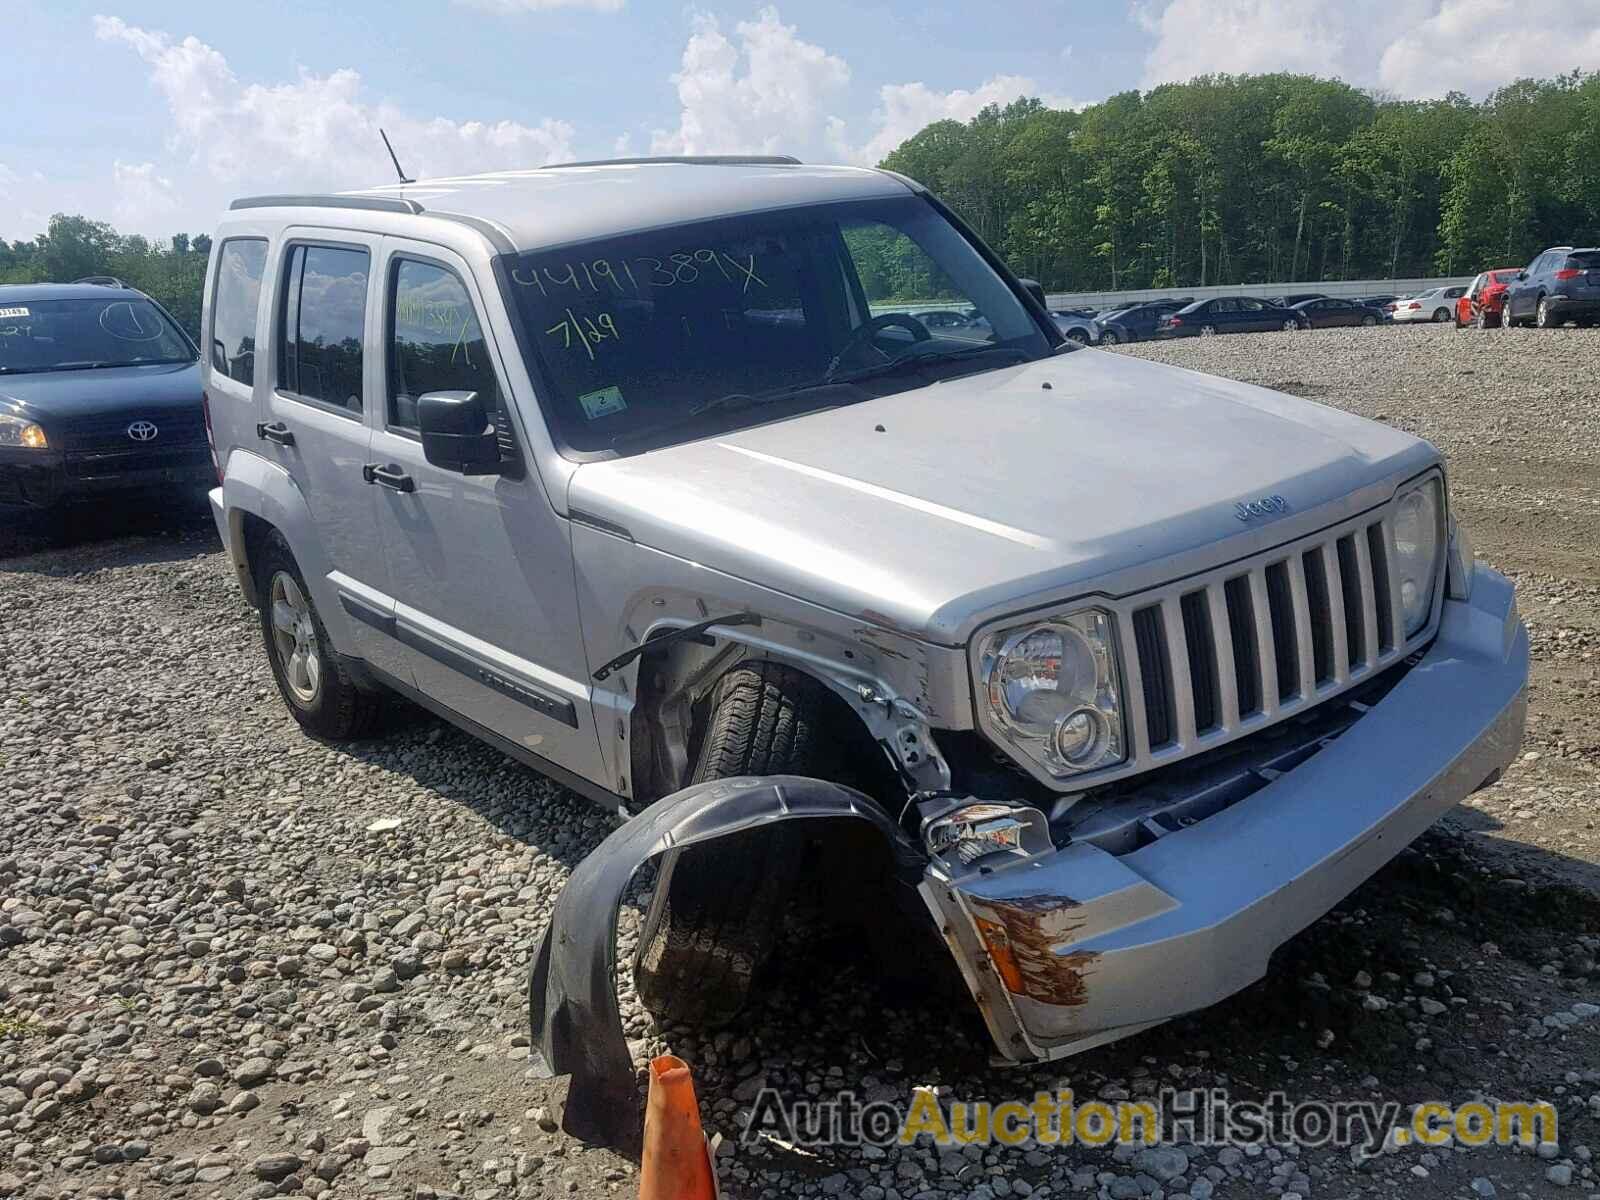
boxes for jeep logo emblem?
[1234,494,1289,522]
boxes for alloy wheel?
[269,571,321,705]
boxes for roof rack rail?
[72,275,126,288]
[229,194,426,215]
[542,155,801,170]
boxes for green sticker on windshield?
[579,385,627,421]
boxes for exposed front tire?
[633,662,844,1026]
[1361,314,1378,326]
[254,531,386,741]
[1099,328,1121,346]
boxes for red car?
[1457,268,1522,328]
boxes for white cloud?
[1137,0,1600,98]
[111,161,178,229]
[454,0,623,10]
[1379,0,1600,98]
[93,15,575,207]
[651,7,851,157]
[649,7,1071,166]
[850,75,1076,166]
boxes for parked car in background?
[0,281,207,510]
[1456,269,1521,328]
[1098,299,1191,344]
[916,309,978,330]
[1049,309,1101,345]
[1290,297,1386,329]
[1268,293,1326,308]
[1356,295,1397,309]
[1390,286,1467,324]
[1157,296,1307,337]
[1503,247,1600,328]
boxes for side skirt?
[353,657,626,813]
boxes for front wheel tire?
[255,532,385,741]
[633,662,842,1026]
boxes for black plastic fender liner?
[527,774,926,1151]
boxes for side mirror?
[1018,278,1049,310]
[1517,271,1527,281]
[418,390,500,475]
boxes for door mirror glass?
[418,390,501,475]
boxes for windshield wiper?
[825,343,1026,387]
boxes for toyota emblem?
[127,420,159,442]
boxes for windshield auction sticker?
[0,307,30,319]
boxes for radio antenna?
[380,128,413,184]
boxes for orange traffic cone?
[639,1055,717,1200]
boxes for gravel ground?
[2,323,1598,1200]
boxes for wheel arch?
[218,451,351,648]
[626,634,919,809]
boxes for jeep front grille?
[1123,510,1424,761]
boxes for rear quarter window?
[210,239,268,385]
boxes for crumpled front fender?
[527,774,924,1152]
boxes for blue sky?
[4,0,1597,241]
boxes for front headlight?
[979,608,1125,778]
[1391,475,1446,635]
[0,413,48,449]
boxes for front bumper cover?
[526,565,1526,1148]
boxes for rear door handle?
[363,463,415,493]
[256,421,295,447]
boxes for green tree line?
[883,69,1600,292]
[0,215,212,338]
[5,68,1597,318]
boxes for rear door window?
[278,244,370,414]
[211,238,268,385]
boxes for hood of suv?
[568,351,1438,645]
[0,361,201,425]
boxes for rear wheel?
[254,531,386,740]
[1432,307,1451,323]
[1478,306,1500,330]
[1361,313,1378,327]
[633,662,845,1026]
[1536,297,1556,328]
[1065,328,1090,345]
[1199,324,1218,337]
[1281,318,1301,332]
[1099,328,1121,346]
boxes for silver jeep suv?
[201,157,1527,1146]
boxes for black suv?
[0,283,208,509]
[1504,246,1600,328]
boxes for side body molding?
[526,775,924,1152]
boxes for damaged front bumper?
[926,564,1526,1061]
[527,565,1526,1148]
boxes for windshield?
[501,195,1054,453]
[0,296,195,375]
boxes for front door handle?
[363,463,415,493]
[256,421,295,447]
